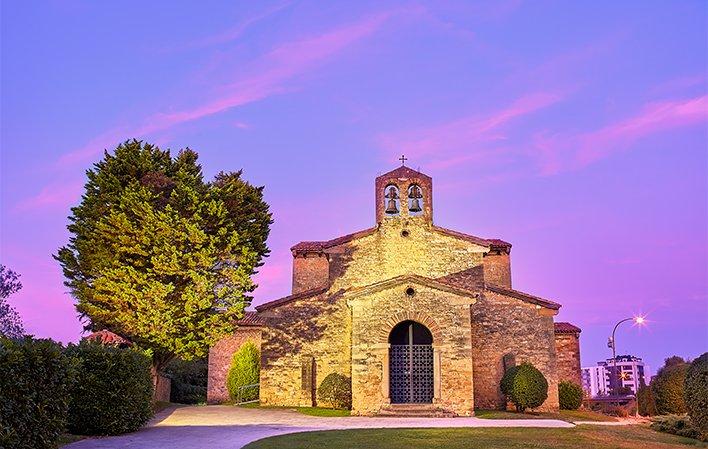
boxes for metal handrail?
[234,383,260,405]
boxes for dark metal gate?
[390,344,434,403]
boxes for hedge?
[652,359,689,415]
[65,340,154,435]
[0,337,75,449]
[317,373,352,409]
[685,352,708,436]
[227,340,260,402]
[558,381,583,410]
[164,357,207,404]
[500,363,548,412]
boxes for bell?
[409,198,422,213]
[385,186,399,199]
[409,185,422,199]
[385,198,399,214]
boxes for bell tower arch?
[375,160,433,224]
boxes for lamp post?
[607,316,645,396]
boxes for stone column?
[382,345,391,402]
[433,345,442,401]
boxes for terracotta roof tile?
[84,330,132,346]
[291,228,376,254]
[485,285,561,310]
[554,322,582,334]
[436,266,485,291]
[237,311,266,327]
[255,285,329,312]
[376,166,432,180]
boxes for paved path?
[65,405,575,449]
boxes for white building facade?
[581,355,650,397]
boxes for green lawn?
[474,409,617,422]
[242,425,707,449]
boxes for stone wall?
[258,292,351,408]
[292,253,330,294]
[348,282,476,416]
[471,290,560,412]
[328,218,487,293]
[207,327,262,403]
[554,333,581,386]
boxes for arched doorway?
[388,320,434,403]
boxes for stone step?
[378,404,456,418]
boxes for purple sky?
[1,1,706,372]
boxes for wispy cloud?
[533,94,708,175]
[190,2,293,49]
[56,9,403,169]
[15,181,83,212]
[377,91,565,165]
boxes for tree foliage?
[652,356,689,415]
[0,264,24,339]
[637,385,658,416]
[500,363,549,412]
[684,352,708,435]
[55,140,272,368]
[227,340,260,402]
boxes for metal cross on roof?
[399,154,407,166]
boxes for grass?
[153,400,173,413]
[236,401,350,417]
[475,409,617,422]
[242,425,708,449]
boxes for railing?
[234,383,260,405]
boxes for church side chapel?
[207,160,582,416]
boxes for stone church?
[208,164,581,416]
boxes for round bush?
[652,360,688,415]
[317,373,352,409]
[500,363,548,412]
[558,381,583,410]
[65,340,153,435]
[685,352,708,435]
[227,340,260,402]
[0,337,75,449]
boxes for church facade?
[207,165,581,416]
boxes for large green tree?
[56,140,272,370]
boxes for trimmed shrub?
[317,373,352,409]
[558,381,583,410]
[164,357,207,404]
[637,385,657,416]
[227,340,260,402]
[500,363,548,412]
[685,352,708,436]
[0,337,75,449]
[651,415,704,441]
[652,358,689,415]
[66,340,153,435]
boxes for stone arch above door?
[377,311,443,344]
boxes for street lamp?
[607,316,646,395]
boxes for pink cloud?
[14,181,83,212]
[377,91,564,163]
[533,94,708,175]
[56,9,403,169]
[576,95,708,166]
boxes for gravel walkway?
[65,405,575,449]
